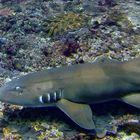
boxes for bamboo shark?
[0,57,140,136]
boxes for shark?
[0,57,140,136]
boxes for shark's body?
[0,57,140,136]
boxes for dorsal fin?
[57,99,95,130]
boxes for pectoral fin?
[122,93,140,108]
[57,99,95,130]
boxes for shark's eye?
[15,86,23,95]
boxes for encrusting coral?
[43,12,88,37]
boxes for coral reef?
[2,127,22,140]
[0,7,15,17]
[43,12,88,37]
[32,122,64,140]
[113,114,140,134]
[104,9,134,32]
[0,0,140,139]
[98,0,117,7]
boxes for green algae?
[106,9,134,32]
[2,127,22,140]
[43,12,89,37]
[32,121,64,140]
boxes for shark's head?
[0,74,63,107]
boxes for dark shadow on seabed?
[1,100,140,139]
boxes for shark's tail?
[121,57,140,108]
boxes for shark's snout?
[0,79,26,105]
[0,84,11,103]
[0,86,5,97]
